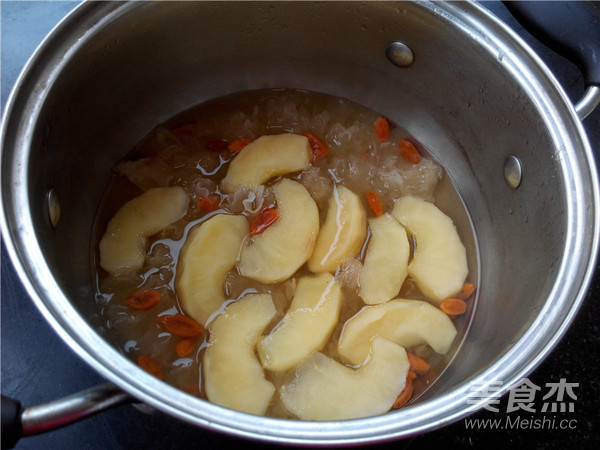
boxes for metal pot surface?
[1,1,599,446]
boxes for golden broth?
[92,89,475,418]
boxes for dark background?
[2,1,599,449]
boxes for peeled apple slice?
[258,272,342,372]
[203,293,277,415]
[391,195,468,302]
[99,186,189,275]
[175,214,248,326]
[359,213,410,304]
[280,338,410,420]
[221,133,311,193]
[238,179,319,283]
[338,299,457,366]
[307,184,367,273]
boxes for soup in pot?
[92,89,476,420]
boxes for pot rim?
[1,1,598,445]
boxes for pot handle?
[1,383,131,449]
[503,0,600,120]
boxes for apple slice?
[175,214,249,326]
[203,293,276,415]
[307,184,367,273]
[280,338,410,420]
[99,186,189,275]
[258,272,342,372]
[391,195,468,302]
[221,133,311,193]
[359,213,410,304]
[338,299,457,365]
[238,179,319,283]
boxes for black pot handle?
[503,1,600,119]
[1,384,131,449]
[1,396,22,449]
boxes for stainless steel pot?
[1,1,599,446]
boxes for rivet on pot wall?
[386,41,414,68]
[504,155,522,189]
[47,188,61,228]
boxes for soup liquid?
[92,89,476,418]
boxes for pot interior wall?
[20,1,572,405]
